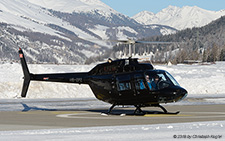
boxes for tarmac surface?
[1,104,225,131]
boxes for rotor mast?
[128,40,135,57]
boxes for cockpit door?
[133,73,149,96]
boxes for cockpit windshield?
[145,70,180,90]
[165,71,180,86]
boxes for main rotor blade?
[82,38,182,45]
[104,39,177,44]
[108,39,136,44]
[135,41,176,44]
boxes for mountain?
[0,0,176,64]
[119,15,225,63]
[26,0,115,14]
[133,5,225,30]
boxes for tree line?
[110,16,225,64]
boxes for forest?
[109,16,225,64]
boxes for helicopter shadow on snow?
[88,109,179,116]
[20,103,57,112]
[20,103,174,115]
[20,103,83,112]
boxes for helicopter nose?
[174,87,188,102]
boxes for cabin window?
[134,74,146,90]
[118,82,131,91]
[116,75,131,91]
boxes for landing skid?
[134,104,179,115]
[169,111,180,114]
[106,103,116,114]
[103,104,180,116]
[149,111,180,115]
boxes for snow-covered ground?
[0,120,224,141]
[1,61,225,140]
[0,63,94,98]
[157,62,225,96]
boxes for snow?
[0,0,70,40]
[160,27,177,35]
[0,120,224,140]
[88,25,109,40]
[1,61,225,99]
[88,25,139,41]
[26,0,117,15]
[156,62,225,96]
[0,63,94,98]
[117,26,138,35]
[0,0,112,46]
[0,0,177,50]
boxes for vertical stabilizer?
[18,48,31,97]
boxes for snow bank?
[1,62,225,99]
[0,63,94,98]
[156,62,225,96]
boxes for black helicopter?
[18,40,187,115]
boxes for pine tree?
[219,49,225,61]
[207,43,219,62]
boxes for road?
[1,103,225,131]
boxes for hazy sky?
[100,0,225,17]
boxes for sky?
[100,0,225,17]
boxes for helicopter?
[18,39,187,115]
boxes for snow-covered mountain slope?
[133,5,225,30]
[0,0,176,64]
[27,0,116,15]
[0,0,71,38]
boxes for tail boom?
[18,48,89,98]
[30,73,88,84]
